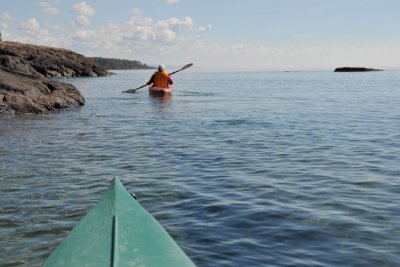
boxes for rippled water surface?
[1,70,400,266]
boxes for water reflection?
[149,93,172,113]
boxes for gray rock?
[0,41,111,116]
[0,41,111,77]
[0,69,85,116]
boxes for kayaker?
[146,64,173,88]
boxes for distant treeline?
[89,57,154,70]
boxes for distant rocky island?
[334,67,382,72]
[0,41,111,116]
[89,57,153,70]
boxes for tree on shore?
[89,57,154,70]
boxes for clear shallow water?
[1,70,400,266]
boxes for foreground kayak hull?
[149,86,172,96]
[43,178,196,267]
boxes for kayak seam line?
[111,214,119,267]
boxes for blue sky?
[1,0,400,70]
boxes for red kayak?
[149,86,172,96]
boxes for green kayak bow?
[43,177,196,267]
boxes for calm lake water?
[1,70,400,266]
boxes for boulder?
[0,69,85,116]
[0,70,85,116]
[0,41,110,116]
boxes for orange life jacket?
[152,71,170,88]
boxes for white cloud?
[54,13,197,61]
[39,1,60,16]
[1,12,14,33]
[165,0,179,4]
[20,18,41,32]
[1,12,14,22]
[73,2,95,17]
[18,9,396,70]
[124,15,155,41]
[170,17,193,28]
[198,24,212,32]
[72,30,96,42]
[15,19,65,47]
[0,22,7,32]
[72,2,95,27]
[159,29,176,41]
[153,17,193,42]
[7,10,195,57]
[75,15,91,26]
[132,8,141,17]
[114,14,193,43]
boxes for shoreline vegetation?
[89,57,154,70]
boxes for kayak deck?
[149,86,172,96]
[43,178,196,267]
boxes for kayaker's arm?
[146,74,155,86]
[167,75,173,85]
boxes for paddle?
[122,63,193,93]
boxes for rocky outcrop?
[0,41,110,116]
[0,69,85,116]
[334,67,382,72]
[0,41,111,77]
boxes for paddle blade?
[122,89,139,93]
[169,63,194,75]
[122,84,147,93]
[181,63,193,70]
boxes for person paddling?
[122,63,193,94]
[146,64,173,88]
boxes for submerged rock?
[334,67,382,72]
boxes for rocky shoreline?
[0,41,111,116]
[334,67,382,72]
